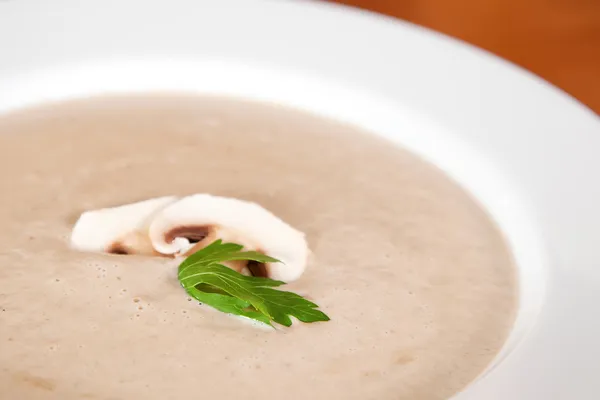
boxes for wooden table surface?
[329,0,600,114]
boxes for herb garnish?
[177,240,330,327]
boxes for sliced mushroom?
[70,193,309,282]
[149,194,309,282]
[70,196,178,255]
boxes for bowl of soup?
[1,1,599,399]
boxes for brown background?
[329,0,600,114]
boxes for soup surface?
[0,95,517,400]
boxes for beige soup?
[0,95,517,400]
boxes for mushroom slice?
[70,196,179,255]
[148,194,309,282]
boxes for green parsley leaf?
[178,239,330,327]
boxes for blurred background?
[328,0,600,114]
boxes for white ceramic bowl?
[1,0,599,398]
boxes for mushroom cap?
[149,194,309,282]
[70,196,178,254]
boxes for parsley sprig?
[178,240,330,327]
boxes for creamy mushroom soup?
[0,95,517,400]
